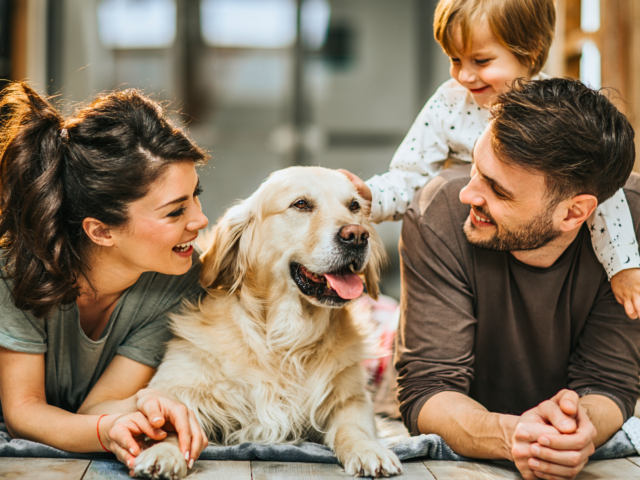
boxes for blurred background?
[1,0,639,300]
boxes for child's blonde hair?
[434,0,555,75]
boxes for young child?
[341,0,640,318]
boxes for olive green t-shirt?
[0,250,203,413]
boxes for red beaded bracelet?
[97,414,111,452]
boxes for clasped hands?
[511,389,596,480]
[98,388,207,475]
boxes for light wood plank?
[627,456,640,468]
[188,460,251,479]
[395,460,436,479]
[82,460,130,480]
[577,458,640,479]
[424,460,519,479]
[0,458,89,480]
[251,461,370,479]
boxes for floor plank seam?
[80,459,93,480]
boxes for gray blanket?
[1,417,639,463]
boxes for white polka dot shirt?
[366,77,640,278]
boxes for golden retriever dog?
[133,167,402,479]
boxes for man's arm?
[395,190,477,435]
[417,391,518,460]
[579,394,623,447]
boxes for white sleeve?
[588,188,640,279]
[366,92,450,223]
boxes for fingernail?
[155,429,166,436]
[539,436,550,446]
[127,459,133,468]
[530,459,540,468]
[185,451,190,462]
[152,417,162,423]
[531,445,540,455]
[129,448,135,455]
[188,459,194,469]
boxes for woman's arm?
[77,355,156,415]
[78,354,207,469]
[0,348,205,469]
[0,348,158,455]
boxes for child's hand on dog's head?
[338,169,372,202]
[610,268,640,319]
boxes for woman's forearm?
[5,398,118,452]
[77,394,137,415]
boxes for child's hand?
[338,169,372,202]
[610,268,640,319]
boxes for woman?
[0,82,209,471]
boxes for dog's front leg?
[325,395,402,477]
[133,433,188,480]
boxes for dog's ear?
[363,224,387,301]
[199,199,255,292]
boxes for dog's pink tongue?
[324,273,364,299]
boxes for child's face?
[449,17,532,108]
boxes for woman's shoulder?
[125,247,204,310]
[0,251,48,353]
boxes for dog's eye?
[349,201,360,212]
[292,199,310,210]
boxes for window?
[97,0,176,49]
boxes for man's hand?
[337,169,372,203]
[512,390,596,480]
[610,268,640,319]
[135,388,208,470]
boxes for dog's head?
[199,167,386,307]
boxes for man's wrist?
[497,414,519,461]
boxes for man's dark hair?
[489,77,635,204]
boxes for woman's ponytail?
[0,83,81,318]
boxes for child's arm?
[589,188,640,318]
[365,92,452,223]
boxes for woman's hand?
[101,412,167,472]
[134,388,208,469]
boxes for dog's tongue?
[324,272,364,299]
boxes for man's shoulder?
[409,166,471,228]
[624,172,640,204]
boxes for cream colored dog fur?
[133,167,402,478]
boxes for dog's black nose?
[338,224,369,247]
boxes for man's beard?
[463,205,561,251]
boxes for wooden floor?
[1,457,640,479]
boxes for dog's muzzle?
[290,224,370,306]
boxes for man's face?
[459,128,562,251]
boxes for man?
[396,78,640,480]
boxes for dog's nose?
[338,224,369,247]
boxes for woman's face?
[110,161,209,277]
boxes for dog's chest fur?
[149,295,369,446]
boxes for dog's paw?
[339,440,402,477]
[133,442,188,480]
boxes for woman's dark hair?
[489,77,635,204]
[0,82,209,319]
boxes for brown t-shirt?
[396,168,640,436]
